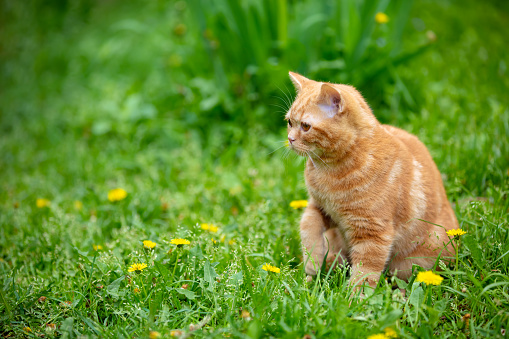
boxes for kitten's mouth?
[290,145,308,157]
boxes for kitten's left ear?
[318,83,345,118]
[289,72,310,93]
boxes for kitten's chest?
[305,170,348,228]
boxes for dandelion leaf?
[393,276,408,290]
[95,261,108,274]
[61,317,74,338]
[203,260,218,290]
[462,234,487,269]
[247,319,263,339]
[106,276,125,298]
[378,309,402,327]
[409,285,424,307]
[408,285,424,320]
[428,299,447,327]
[231,271,243,286]
[176,288,197,300]
[154,260,170,279]
[189,244,204,259]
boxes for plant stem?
[139,274,147,298]
[455,238,460,288]
[172,249,181,279]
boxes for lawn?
[1,0,508,338]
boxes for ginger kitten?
[286,72,458,287]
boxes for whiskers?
[267,140,298,162]
[309,149,330,169]
[270,84,295,117]
[305,150,317,168]
[267,140,289,156]
[268,140,331,172]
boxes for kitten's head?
[286,72,377,162]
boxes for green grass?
[1,0,508,337]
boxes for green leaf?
[203,260,218,289]
[393,276,408,290]
[408,285,424,307]
[61,317,74,338]
[462,234,487,269]
[154,260,170,280]
[176,288,197,300]
[231,271,243,286]
[428,299,447,326]
[95,261,108,274]
[378,309,402,326]
[106,276,125,298]
[247,319,263,339]
[189,244,204,259]
[74,247,94,262]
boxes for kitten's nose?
[288,136,295,144]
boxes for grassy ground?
[1,0,508,338]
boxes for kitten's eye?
[301,122,311,132]
[288,120,293,127]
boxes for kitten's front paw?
[304,261,319,275]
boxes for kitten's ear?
[289,72,309,93]
[318,83,344,118]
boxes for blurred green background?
[1,0,508,337]
[1,0,508,199]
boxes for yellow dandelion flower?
[367,334,388,339]
[219,234,235,245]
[416,270,443,286]
[108,188,127,202]
[170,238,190,246]
[290,200,308,209]
[93,244,103,251]
[211,238,218,244]
[384,327,398,338]
[149,331,161,339]
[375,12,389,24]
[133,287,140,293]
[128,263,148,273]
[23,327,32,333]
[143,240,157,249]
[201,223,219,232]
[219,235,235,245]
[74,200,83,210]
[262,263,281,273]
[170,330,183,337]
[36,198,51,208]
[446,228,467,237]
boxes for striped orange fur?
[286,72,458,287]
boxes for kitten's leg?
[300,203,345,275]
[348,221,393,288]
[390,223,455,280]
[323,228,347,268]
